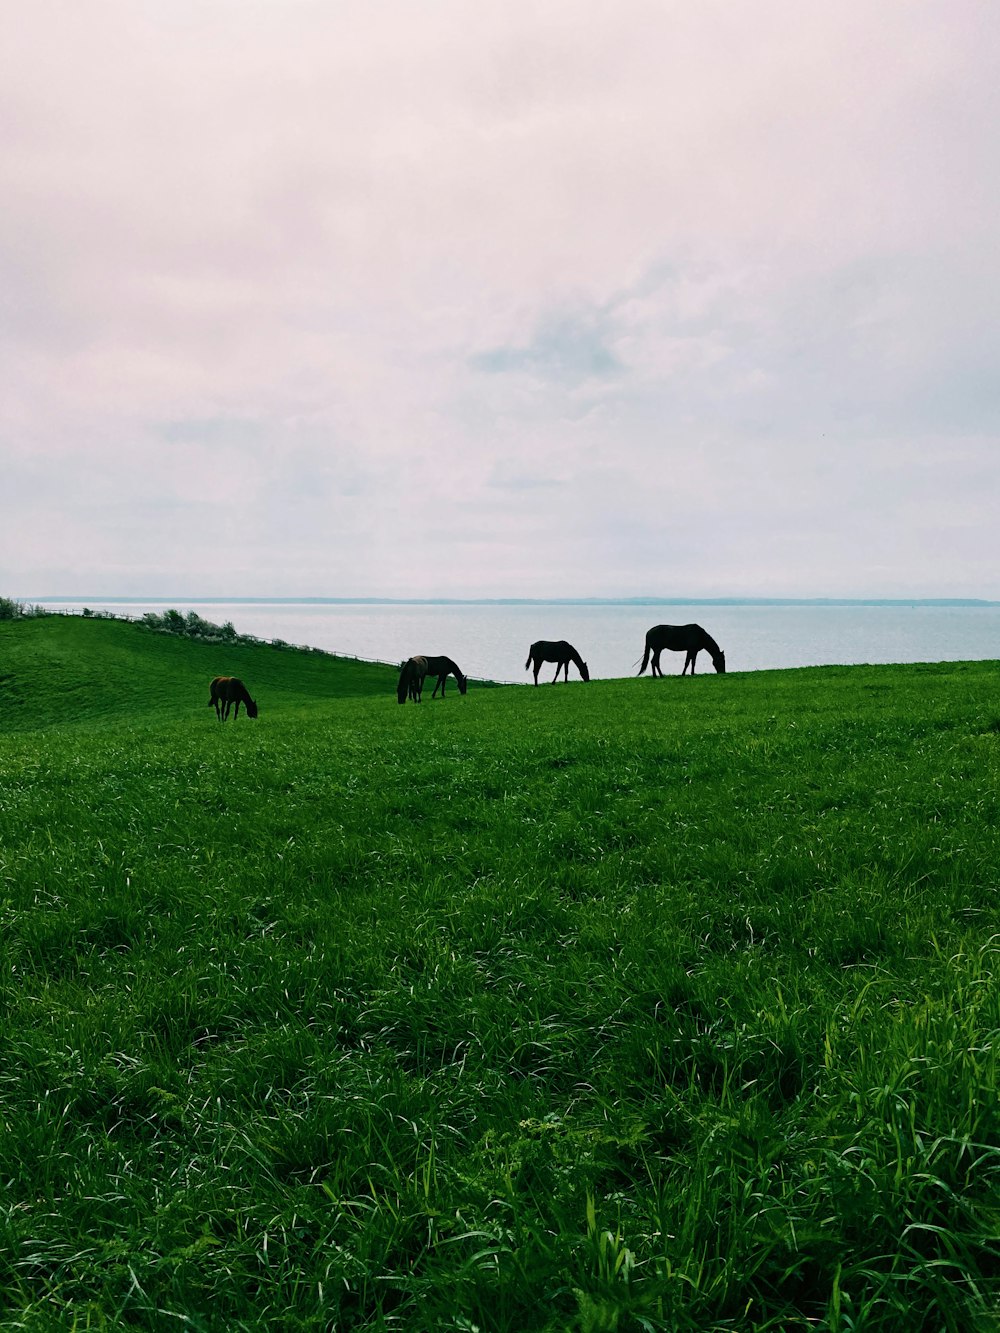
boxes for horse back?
[424,654,462,675]
[210,676,257,715]
[648,624,703,650]
[209,675,231,702]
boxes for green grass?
[0,613,397,730]
[1,617,999,1329]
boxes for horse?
[421,655,468,699]
[638,624,726,677]
[525,640,590,685]
[397,655,428,704]
[208,676,259,720]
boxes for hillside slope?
[0,613,398,731]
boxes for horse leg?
[562,661,570,682]
[651,650,661,678]
[532,660,540,685]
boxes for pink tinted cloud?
[2,2,998,596]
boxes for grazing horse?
[208,676,259,720]
[525,640,590,685]
[397,655,428,704]
[421,655,468,699]
[638,624,726,677]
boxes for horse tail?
[525,649,532,671]
[396,662,410,705]
[638,640,651,675]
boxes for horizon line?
[25,595,1000,608]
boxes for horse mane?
[699,628,723,659]
[396,660,412,704]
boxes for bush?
[135,609,319,658]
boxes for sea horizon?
[25,594,1000,608]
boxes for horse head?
[713,651,726,674]
[457,675,468,695]
[580,661,590,682]
[246,698,259,718]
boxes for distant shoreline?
[26,595,1000,608]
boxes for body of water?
[33,599,1000,684]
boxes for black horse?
[525,640,590,684]
[638,625,726,676]
[421,655,468,698]
[208,676,259,720]
[397,655,428,704]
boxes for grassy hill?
[1,615,999,1330]
[0,612,397,730]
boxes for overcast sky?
[3,2,998,599]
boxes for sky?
[3,1,999,600]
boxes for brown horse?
[638,625,726,676]
[208,676,259,720]
[525,640,590,684]
[397,656,428,704]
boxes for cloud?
[472,309,622,383]
[2,2,999,597]
[487,462,565,493]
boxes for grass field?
[1,615,999,1330]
